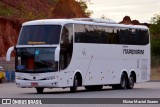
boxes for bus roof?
[23,19,148,30]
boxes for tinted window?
[75,24,108,43]
[139,30,149,45]
[16,48,58,73]
[35,48,57,71]
[118,29,129,44]
[18,25,61,45]
[75,24,149,45]
[60,24,73,70]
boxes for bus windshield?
[16,48,58,73]
[18,25,61,45]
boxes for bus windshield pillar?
[55,46,60,61]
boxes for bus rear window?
[18,25,61,45]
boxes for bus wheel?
[70,75,78,93]
[126,74,135,89]
[36,88,44,94]
[119,73,127,89]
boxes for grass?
[151,68,160,80]
[151,55,160,68]
[151,55,160,80]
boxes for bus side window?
[61,27,69,43]
[60,24,73,70]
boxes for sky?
[88,0,160,23]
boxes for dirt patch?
[0,17,26,57]
[151,69,160,80]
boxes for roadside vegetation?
[150,13,160,68]
[0,3,14,17]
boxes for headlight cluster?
[16,76,24,80]
[46,76,58,80]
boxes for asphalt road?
[0,81,160,107]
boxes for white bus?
[6,18,150,93]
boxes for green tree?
[150,13,160,67]
[150,13,160,39]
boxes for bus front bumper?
[15,79,60,88]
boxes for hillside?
[0,0,56,19]
[0,17,23,56]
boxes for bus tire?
[36,88,44,94]
[70,75,78,93]
[119,73,127,89]
[126,74,135,89]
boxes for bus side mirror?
[6,46,15,61]
[55,46,60,61]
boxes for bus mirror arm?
[55,46,60,62]
[6,46,15,61]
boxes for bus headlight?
[46,76,58,80]
[16,76,24,80]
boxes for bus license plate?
[31,82,38,87]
